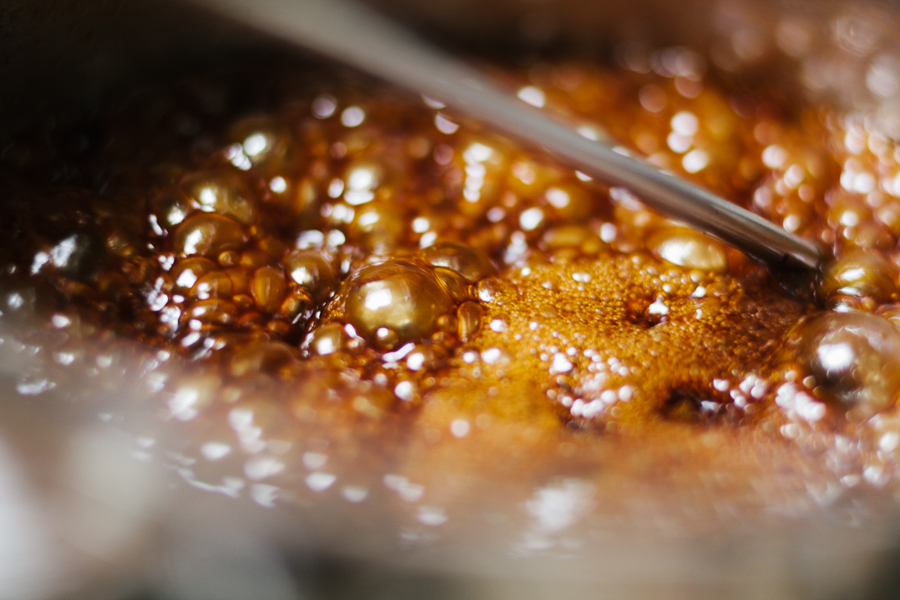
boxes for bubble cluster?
[5,55,900,505]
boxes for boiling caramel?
[4,55,900,522]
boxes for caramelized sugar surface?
[3,57,900,538]
[462,256,805,427]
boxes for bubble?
[519,207,545,231]
[252,266,287,314]
[457,301,483,341]
[432,267,471,303]
[421,242,497,282]
[223,268,251,296]
[184,298,238,327]
[544,183,592,222]
[284,249,337,301]
[794,311,900,419]
[639,85,666,113]
[225,116,289,175]
[151,189,192,229]
[170,257,218,293]
[181,170,259,225]
[394,380,416,401]
[305,323,348,356]
[341,106,365,127]
[541,226,606,255]
[312,94,337,119]
[820,249,898,304]
[343,162,382,206]
[173,214,247,257]
[278,289,315,325]
[191,271,234,300]
[671,111,699,136]
[405,344,448,371]
[649,228,728,273]
[229,341,301,377]
[239,249,274,271]
[46,232,100,280]
[338,260,454,349]
[348,202,405,251]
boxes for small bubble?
[394,380,415,401]
[342,486,369,503]
[306,472,337,492]
[418,506,449,526]
[312,94,337,118]
[450,419,470,438]
[341,106,365,127]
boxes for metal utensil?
[192,0,823,270]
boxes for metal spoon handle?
[195,0,823,270]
